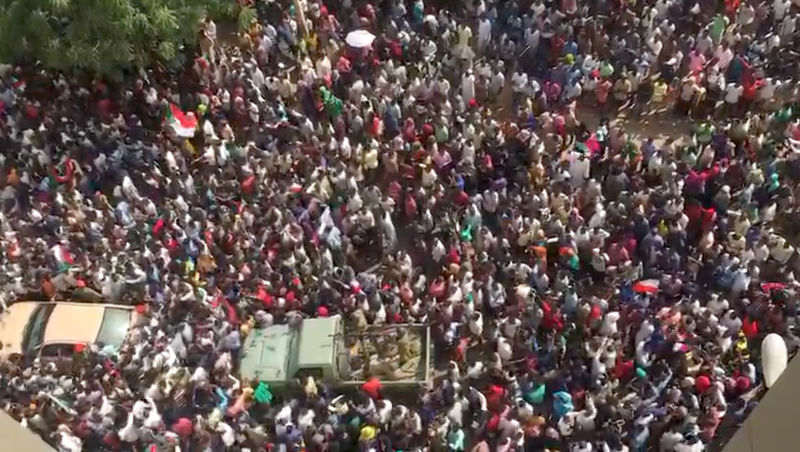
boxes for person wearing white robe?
[478,17,492,53]
[453,24,475,62]
[461,70,476,102]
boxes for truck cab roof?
[296,316,340,369]
[239,324,294,382]
[240,316,340,383]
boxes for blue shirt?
[563,40,578,56]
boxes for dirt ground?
[577,104,693,144]
[482,59,693,147]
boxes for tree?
[0,0,253,79]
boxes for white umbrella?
[345,30,376,48]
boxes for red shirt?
[256,287,272,307]
[447,248,461,265]
[455,190,470,205]
[404,194,417,218]
[336,56,351,73]
[25,103,38,119]
[242,175,256,194]
[550,35,565,58]
[486,385,506,411]
[422,123,434,138]
[369,116,381,136]
[403,120,417,142]
[97,98,112,120]
[172,418,194,437]
[743,316,758,338]
[613,358,634,379]
[700,206,717,231]
[152,218,165,236]
[695,375,712,393]
[596,80,613,103]
[362,378,382,399]
[389,41,403,58]
[742,78,763,101]
[545,82,562,102]
[725,0,741,16]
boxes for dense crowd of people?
[3,0,800,450]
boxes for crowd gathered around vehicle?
[5,0,800,451]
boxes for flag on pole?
[11,78,26,92]
[166,103,197,138]
[633,279,660,294]
[254,382,273,404]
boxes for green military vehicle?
[239,315,432,391]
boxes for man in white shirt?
[527,79,542,97]
[250,65,265,91]
[482,189,499,213]
[490,68,505,97]
[568,151,590,188]
[655,0,671,18]
[477,16,492,53]
[713,43,734,70]
[525,27,541,51]
[737,3,755,26]
[582,54,600,75]
[724,83,743,104]
[678,77,697,114]
[757,78,775,102]
[461,70,476,101]
[780,13,797,39]
[453,24,474,62]
[476,61,492,79]
[724,82,743,116]
[511,70,528,95]
[758,78,781,109]
[696,29,713,55]
[421,38,437,61]
[530,0,546,17]
[658,19,676,37]
[768,32,782,50]
[565,79,583,101]
[707,65,725,94]
[645,33,664,64]
[774,0,791,21]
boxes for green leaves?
[207,0,236,19]
[152,6,179,32]
[0,0,234,78]
[158,41,177,61]
[238,5,256,32]
[49,0,71,12]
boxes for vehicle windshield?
[22,304,55,357]
[95,308,132,350]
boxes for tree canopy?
[0,0,253,78]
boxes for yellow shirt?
[184,259,195,275]
[184,139,197,156]
[658,220,668,237]
[306,32,319,52]
[652,82,668,103]
[359,425,378,441]
[364,148,379,169]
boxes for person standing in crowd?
[0,1,800,451]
